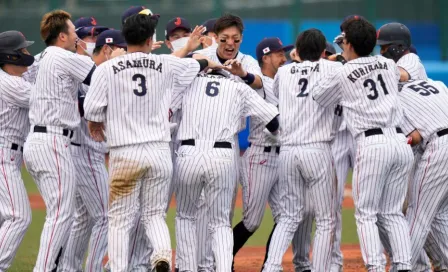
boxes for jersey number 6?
[206,81,220,97]
[132,74,147,96]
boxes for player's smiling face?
[217,26,242,60]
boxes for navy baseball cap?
[121,6,159,25]
[165,17,191,39]
[340,14,365,31]
[75,17,108,39]
[256,37,294,62]
[95,30,127,48]
[202,18,217,34]
[325,42,336,55]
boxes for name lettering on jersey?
[347,62,388,83]
[112,59,162,74]
[290,63,320,75]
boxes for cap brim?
[281,45,294,52]
[77,26,109,38]
[115,42,127,48]
[167,26,191,38]
[15,40,34,50]
[376,40,391,46]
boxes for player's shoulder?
[398,53,420,64]
[0,69,31,90]
[193,46,215,58]
[319,58,343,68]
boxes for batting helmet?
[0,31,34,67]
[376,22,411,48]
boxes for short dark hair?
[295,28,326,62]
[40,10,71,46]
[343,19,376,57]
[214,14,244,35]
[92,45,103,55]
[122,14,158,46]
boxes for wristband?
[197,59,209,71]
[241,72,255,85]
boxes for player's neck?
[127,45,151,54]
[261,66,275,79]
[1,65,24,77]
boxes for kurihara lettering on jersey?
[347,61,389,83]
[112,59,162,74]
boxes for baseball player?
[289,41,341,272]
[193,14,264,270]
[23,10,96,272]
[0,30,34,271]
[396,78,448,270]
[171,68,280,272]
[57,17,111,272]
[232,37,292,263]
[83,13,221,272]
[311,19,413,272]
[201,18,218,49]
[262,28,340,272]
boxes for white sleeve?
[169,56,200,90]
[84,66,107,122]
[245,56,262,77]
[401,112,416,136]
[170,89,184,114]
[1,76,31,108]
[311,69,342,107]
[241,84,279,124]
[61,53,95,83]
[272,73,280,100]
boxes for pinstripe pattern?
[58,146,108,272]
[397,53,428,81]
[0,148,31,270]
[352,130,413,271]
[263,144,337,272]
[84,53,200,147]
[108,142,172,272]
[291,187,314,272]
[29,46,94,130]
[23,132,76,272]
[175,144,236,272]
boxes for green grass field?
[9,168,357,270]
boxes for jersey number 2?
[363,74,388,100]
[297,78,309,97]
[132,74,147,96]
[206,81,220,97]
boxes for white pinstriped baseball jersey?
[84,52,200,147]
[312,56,403,138]
[275,59,343,145]
[72,84,107,153]
[174,73,278,143]
[0,69,31,145]
[22,52,43,84]
[29,46,95,130]
[194,47,262,83]
[399,79,448,140]
[397,53,428,81]
[247,75,279,146]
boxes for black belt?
[364,127,403,137]
[248,143,280,154]
[11,143,23,152]
[181,139,232,149]
[437,128,448,137]
[71,142,81,147]
[34,126,74,138]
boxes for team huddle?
[0,4,447,272]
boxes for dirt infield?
[234,245,368,272]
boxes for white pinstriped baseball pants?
[107,142,172,272]
[240,145,281,232]
[175,141,236,272]
[353,129,413,272]
[263,142,337,272]
[0,146,31,270]
[58,146,108,272]
[24,132,76,272]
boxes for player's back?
[277,59,342,145]
[397,53,428,81]
[96,52,198,147]
[338,55,402,137]
[399,79,448,141]
[177,72,276,144]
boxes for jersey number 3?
[364,74,388,100]
[206,81,220,97]
[133,74,147,96]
